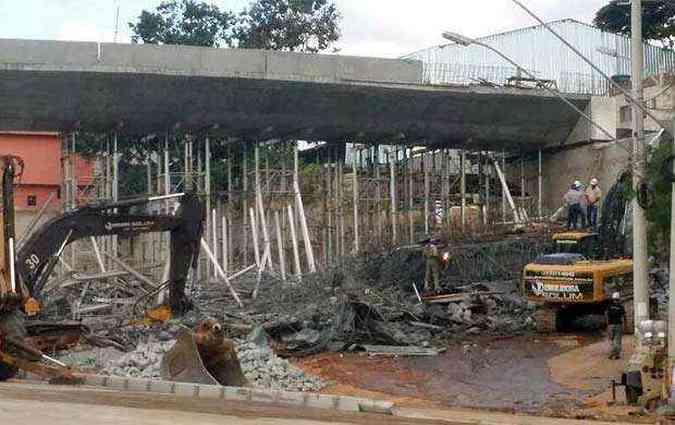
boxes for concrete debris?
[247,326,271,349]
[64,331,324,392]
[353,344,440,357]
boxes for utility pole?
[631,0,649,339]
[669,116,675,402]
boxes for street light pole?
[631,0,650,340]
[510,0,664,129]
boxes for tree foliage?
[234,0,341,53]
[594,0,675,47]
[644,141,674,256]
[129,0,341,53]
[129,0,235,47]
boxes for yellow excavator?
[0,155,206,381]
[522,172,636,333]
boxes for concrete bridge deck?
[0,39,590,149]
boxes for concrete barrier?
[78,374,394,415]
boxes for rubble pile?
[198,245,542,356]
[65,327,325,392]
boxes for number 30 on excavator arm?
[17,191,205,316]
[0,155,206,381]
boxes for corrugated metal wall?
[402,19,675,95]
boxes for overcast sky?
[0,0,609,58]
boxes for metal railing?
[420,62,610,95]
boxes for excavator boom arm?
[15,193,205,314]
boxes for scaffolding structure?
[50,132,547,315]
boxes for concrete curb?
[77,374,393,415]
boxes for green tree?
[234,0,341,53]
[594,0,675,47]
[645,141,674,255]
[129,0,235,47]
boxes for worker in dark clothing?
[423,238,449,294]
[606,292,625,360]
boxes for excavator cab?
[552,232,600,259]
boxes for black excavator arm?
[16,193,205,315]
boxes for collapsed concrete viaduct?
[0,39,590,150]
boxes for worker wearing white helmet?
[585,178,602,230]
[606,291,625,360]
[563,181,585,230]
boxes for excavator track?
[533,305,558,334]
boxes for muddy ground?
[295,334,654,423]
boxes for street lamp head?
[441,31,474,47]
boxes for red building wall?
[0,132,94,212]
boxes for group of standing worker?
[563,178,602,230]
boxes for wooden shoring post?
[164,133,171,199]
[200,238,244,308]
[326,149,333,265]
[408,147,414,244]
[520,152,525,221]
[265,148,270,194]
[424,149,430,235]
[375,145,383,243]
[337,153,344,259]
[242,144,249,267]
[257,188,274,273]
[520,152,525,201]
[205,136,212,277]
[460,149,466,233]
[320,151,327,268]
[222,212,228,276]
[439,149,446,231]
[294,141,316,272]
[90,237,106,273]
[389,147,397,244]
[211,208,218,280]
[501,151,507,222]
[352,146,359,254]
[103,135,112,271]
[249,207,261,269]
[281,145,287,194]
[146,158,152,195]
[111,131,119,260]
[485,152,491,225]
[156,144,162,195]
[445,149,452,233]
[163,133,171,278]
[287,204,302,280]
[538,149,543,219]
[254,142,273,272]
[493,159,521,224]
[274,210,286,281]
[477,152,483,231]
[226,145,233,269]
[186,135,194,191]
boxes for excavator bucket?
[160,325,247,387]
